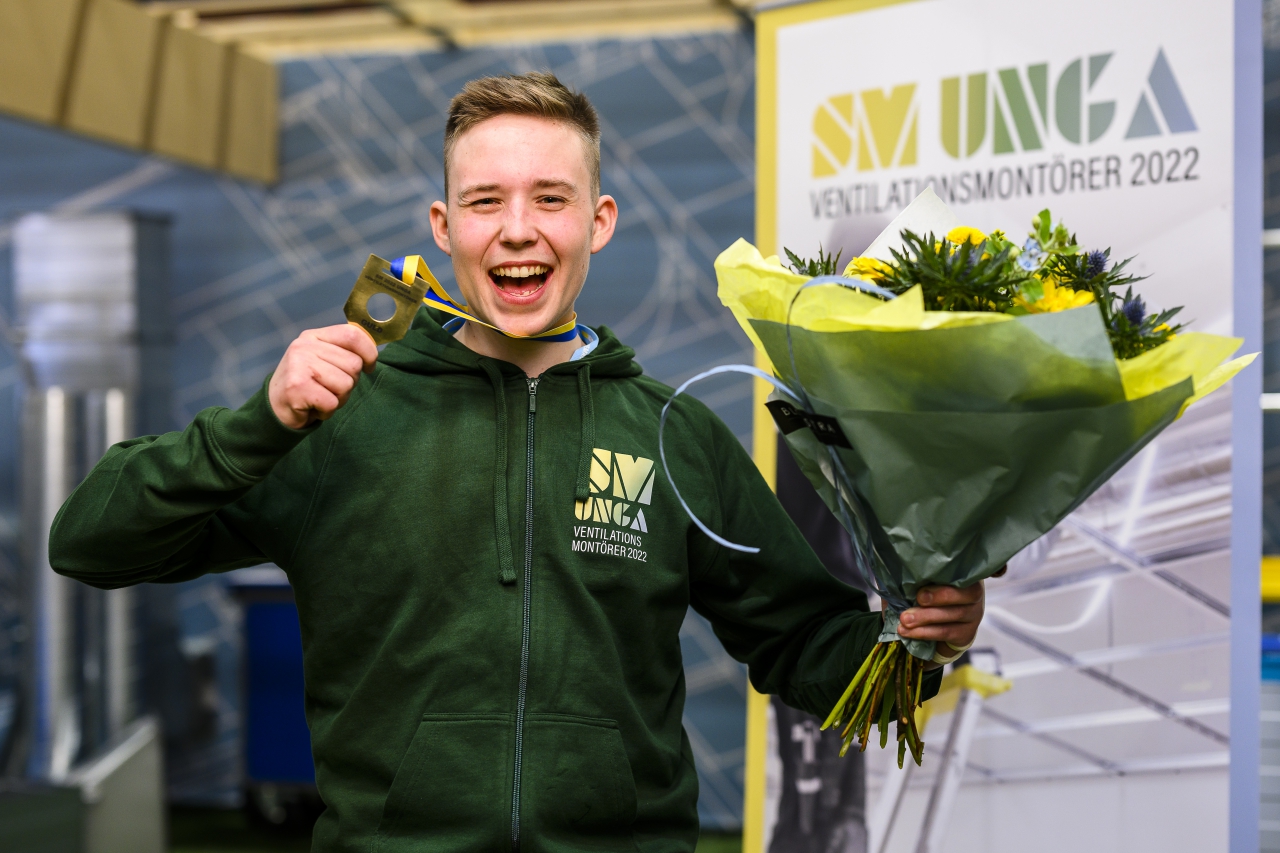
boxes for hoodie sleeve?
[682,403,942,718]
[49,379,322,589]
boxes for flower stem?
[823,641,883,730]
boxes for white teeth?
[492,264,549,279]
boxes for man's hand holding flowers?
[896,566,1006,669]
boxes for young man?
[50,74,986,852]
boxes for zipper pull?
[527,378,539,413]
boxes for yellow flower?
[946,226,987,246]
[1018,280,1095,313]
[843,257,893,280]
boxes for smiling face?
[429,114,617,341]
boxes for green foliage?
[1030,208,1080,257]
[1042,250,1183,359]
[784,246,843,277]
[1102,289,1182,359]
[983,228,1018,258]
[780,208,1186,360]
[877,230,1028,312]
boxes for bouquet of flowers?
[705,188,1253,767]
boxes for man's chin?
[468,309,570,340]
[498,319,569,339]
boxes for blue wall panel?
[0,33,755,826]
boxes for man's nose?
[499,201,537,247]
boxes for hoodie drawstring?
[574,364,595,501]
[481,361,518,585]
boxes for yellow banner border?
[745,2,924,851]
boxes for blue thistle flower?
[1122,296,1146,327]
[1085,250,1108,278]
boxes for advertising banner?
[747,1,1260,851]
[768,0,1232,334]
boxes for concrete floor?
[168,808,743,853]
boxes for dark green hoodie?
[50,309,937,853]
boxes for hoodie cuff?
[208,376,319,480]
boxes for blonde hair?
[444,71,601,198]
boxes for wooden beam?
[239,30,445,59]
[446,11,740,49]
[221,49,279,182]
[0,0,88,123]
[397,0,737,29]
[141,0,376,15]
[151,20,232,168]
[152,0,747,56]
[63,0,166,149]
[217,0,742,56]
[0,0,760,182]
[192,6,402,41]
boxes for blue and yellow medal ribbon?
[390,254,581,343]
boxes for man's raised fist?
[268,324,379,429]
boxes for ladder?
[867,649,1011,853]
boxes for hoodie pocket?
[373,713,513,853]
[522,714,639,852]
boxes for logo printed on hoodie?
[572,448,652,560]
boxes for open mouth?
[489,264,551,300]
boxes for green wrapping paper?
[713,236,1252,655]
[756,311,1192,605]
[698,189,1256,763]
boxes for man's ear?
[429,200,452,256]
[590,194,618,254]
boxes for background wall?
[0,31,757,826]
[1,5,1279,837]
[885,769,1229,853]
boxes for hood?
[378,307,644,380]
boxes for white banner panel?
[773,0,1232,333]
[747,1,1261,852]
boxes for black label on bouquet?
[765,400,851,449]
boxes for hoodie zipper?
[512,376,538,851]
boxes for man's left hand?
[896,565,1006,666]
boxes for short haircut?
[444,71,601,198]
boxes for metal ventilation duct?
[13,211,171,781]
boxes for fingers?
[317,323,379,373]
[271,371,341,428]
[269,324,379,429]
[896,619,979,647]
[900,603,982,628]
[897,580,984,647]
[308,357,360,406]
[270,358,350,426]
[307,336,368,379]
[915,584,982,606]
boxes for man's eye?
[540,196,565,205]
